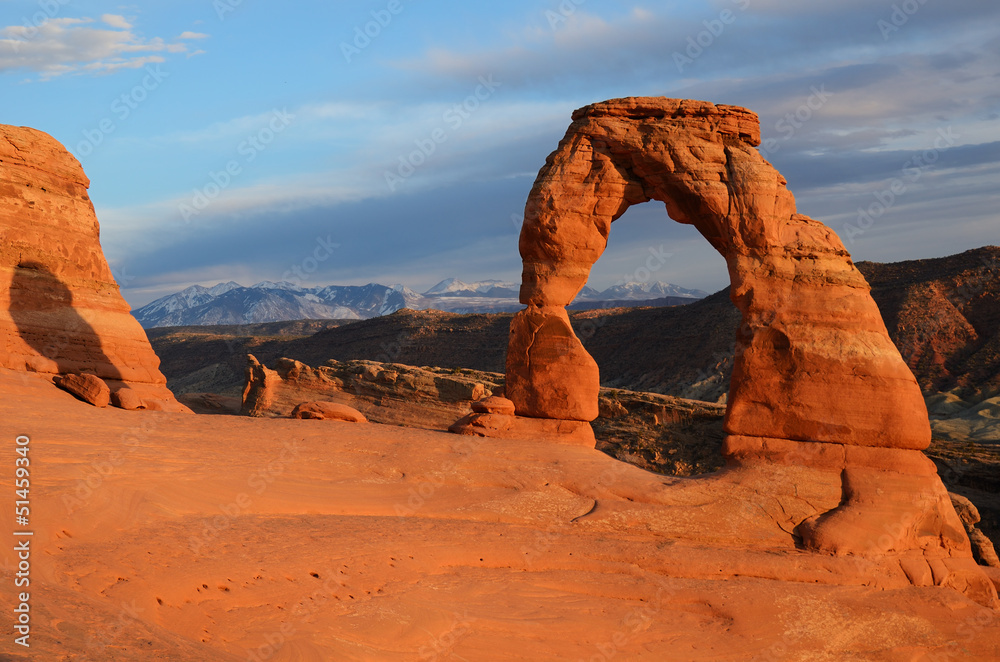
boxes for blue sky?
[2,0,998,306]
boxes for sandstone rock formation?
[0,125,187,412]
[509,97,927,446]
[241,354,493,428]
[290,401,368,423]
[55,372,110,407]
[503,97,992,600]
[952,493,1000,568]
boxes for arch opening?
[571,200,733,405]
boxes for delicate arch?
[506,97,929,451]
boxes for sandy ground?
[1,369,998,661]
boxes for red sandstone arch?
[505,97,929,450]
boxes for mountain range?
[148,247,1000,408]
[131,278,707,328]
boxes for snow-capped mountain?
[423,278,520,298]
[584,281,708,301]
[133,281,243,324]
[132,282,401,328]
[131,278,705,328]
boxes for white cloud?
[178,31,209,40]
[0,16,194,80]
[101,14,132,30]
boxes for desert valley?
[2,88,1000,662]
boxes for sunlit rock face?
[0,125,186,412]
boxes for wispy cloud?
[0,16,200,80]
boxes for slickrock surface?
[0,125,186,412]
[2,368,999,661]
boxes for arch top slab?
[507,97,931,451]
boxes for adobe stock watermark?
[375,330,415,364]
[878,0,931,40]
[72,65,170,161]
[394,437,483,517]
[673,0,751,73]
[62,419,161,516]
[81,601,145,660]
[244,567,347,662]
[921,608,1000,661]
[759,85,833,158]
[579,579,678,662]
[187,441,301,555]
[620,244,674,286]
[109,264,135,290]
[179,108,294,222]
[384,75,502,192]
[842,126,958,245]
[509,213,524,236]
[341,0,407,63]
[280,235,340,287]
[3,0,71,54]
[214,0,246,21]
[545,0,586,30]
[573,244,675,347]
[418,611,477,661]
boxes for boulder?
[290,402,367,423]
[472,396,516,416]
[55,373,110,407]
[111,387,145,411]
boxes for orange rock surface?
[0,125,186,412]
[2,369,999,660]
